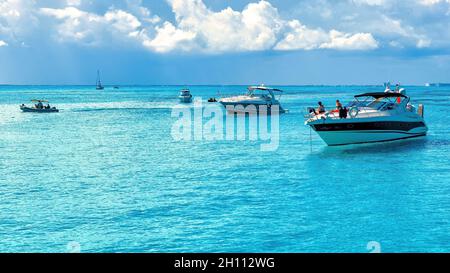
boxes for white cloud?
[352,0,388,6]
[351,15,433,49]
[104,9,142,33]
[275,20,378,50]
[320,30,378,50]
[165,0,284,52]
[40,7,146,45]
[417,38,431,48]
[143,22,196,53]
[161,0,377,53]
[66,0,81,7]
[0,40,8,47]
[275,20,328,50]
[5,0,448,53]
[0,0,39,44]
[38,0,378,53]
[389,40,403,48]
[418,0,450,5]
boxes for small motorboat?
[20,100,59,113]
[179,88,193,103]
[208,97,217,102]
[219,85,286,114]
[305,87,428,146]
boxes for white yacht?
[305,90,428,146]
[178,88,192,103]
[219,85,286,113]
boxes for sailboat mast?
[96,70,104,90]
[97,70,101,85]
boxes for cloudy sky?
[0,0,449,85]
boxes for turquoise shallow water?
[0,85,449,252]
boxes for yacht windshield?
[249,90,271,98]
[367,99,387,109]
[348,97,390,110]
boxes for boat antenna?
[97,70,101,84]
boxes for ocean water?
[0,85,449,253]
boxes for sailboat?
[96,70,104,90]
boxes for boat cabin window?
[366,99,387,109]
[379,102,397,111]
[249,90,273,98]
[346,99,374,108]
[348,97,396,110]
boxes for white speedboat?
[219,85,286,113]
[305,91,427,146]
[179,88,192,103]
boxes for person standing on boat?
[336,100,343,110]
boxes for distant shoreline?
[0,84,443,87]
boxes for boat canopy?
[31,99,49,103]
[248,85,283,92]
[354,92,407,99]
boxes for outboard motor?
[418,104,425,117]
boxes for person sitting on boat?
[308,102,326,115]
[336,100,343,110]
[317,101,326,114]
[37,101,43,109]
[384,83,392,93]
[394,84,400,92]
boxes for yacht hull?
[314,130,426,146]
[20,107,59,113]
[179,96,192,103]
[308,120,428,146]
[219,102,286,114]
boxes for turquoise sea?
[0,85,449,253]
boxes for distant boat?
[178,88,192,103]
[20,99,59,113]
[96,70,104,90]
[425,83,450,87]
[219,85,287,113]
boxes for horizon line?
[0,83,440,87]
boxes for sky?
[0,0,450,85]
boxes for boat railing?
[305,107,388,121]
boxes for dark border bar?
[0,253,446,272]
